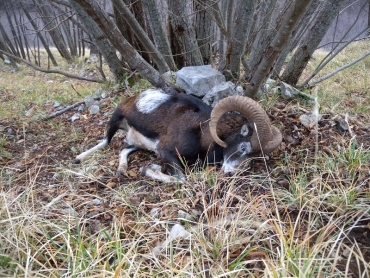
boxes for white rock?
[54,101,61,108]
[279,81,301,100]
[71,113,80,122]
[299,113,322,128]
[162,71,177,83]
[25,108,33,117]
[92,198,102,206]
[153,224,191,255]
[176,65,225,97]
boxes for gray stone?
[25,108,33,117]
[6,128,14,136]
[337,118,349,133]
[279,81,301,100]
[95,87,103,97]
[299,113,322,128]
[87,54,98,63]
[53,101,61,108]
[176,65,225,97]
[203,81,242,107]
[89,104,100,115]
[92,198,102,206]
[84,97,98,108]
[71,113,80,122]
[162,71,177,83]
[77,104,85,112]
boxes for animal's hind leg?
[116,146,139,176]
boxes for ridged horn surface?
[209,96,280,152]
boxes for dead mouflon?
[74,88,282,182]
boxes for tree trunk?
[245,0,314,98]
[4,8,23,58]
[69,0,127,82]
[60,7,78,57]
[0,35,18,68]
[20,2,59,67]
[225,0,255,79]
[111,0,170,73]
[280,0,347,85]
[36,0,73,63]
[194,1,213,65]
[168,0,203,66]
[271,0,321,78]
[246,0,280,81]
[73,0,175,91]
[142,0,177,70]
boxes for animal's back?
[121,89,212,140]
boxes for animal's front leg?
[116,146,138,176]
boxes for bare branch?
[299,26,369,87]
[42,101,84,121]
[0,49,105,83]
[306,51,370,88]
[245,0,314,98]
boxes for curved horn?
[209,96,280,153]
[263,126,283,153]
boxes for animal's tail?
[74,107,125,163]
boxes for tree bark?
[69,0,127,82]
[36,0,73,63]
[246,0,280,81]
[111,0,170,73]
[225,0,255,79]
[142,0,177,70]
[245,0,314,98]
[271,0,321,78]
[73,0,175,91]
[194,1,213,65]
[168,0,203,66]
[20,2,59,67]
[0,35,18,68]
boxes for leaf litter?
[1,89,370,276]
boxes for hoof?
[72,159,81,164]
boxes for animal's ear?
[240,124,250,136]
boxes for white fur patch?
[136,88,170,114]
[124,127,159,153]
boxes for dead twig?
[0,49,105,83]
[42,101,84,121]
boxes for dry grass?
[1,42,370,277]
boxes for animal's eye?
[239,143,247,153]
[239,142,251,154]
